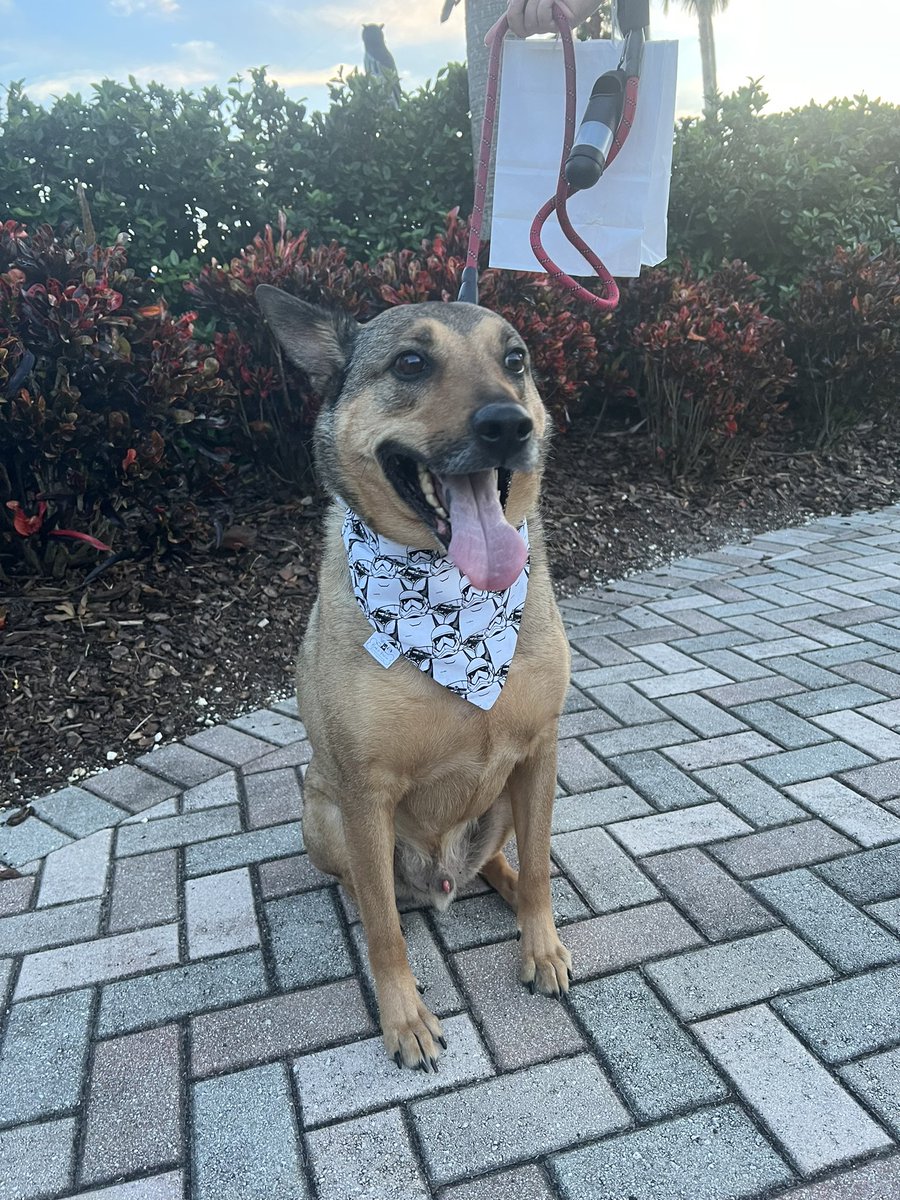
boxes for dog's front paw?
[519,920,572,998]
[381,988,445,1071]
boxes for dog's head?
[256,286,550,592]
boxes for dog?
[256,286,572,1070]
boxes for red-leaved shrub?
[784,244,900,445]
[0,221,236,576]
[633,262,795,478]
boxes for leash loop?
[460,3,642,312]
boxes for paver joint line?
[6,506,900,1200]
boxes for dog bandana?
[342,507,530,710]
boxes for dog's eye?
[392,351,428,378]
[504,348,527,375]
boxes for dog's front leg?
[508,732,572,996]
[343,780,445,1070]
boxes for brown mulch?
[3,418,898,802]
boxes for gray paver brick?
[186,724,275,765]
[242,740,314,774]
[584,720,696,758]
[775,965,900,1063]
[773,1156,900,1199]
[781,684,887,716]
[701,675,806,707]
[81,1025,182,1186]
[858,697,900,727]
[752,868,900,972]
[833,660,900,697]
[439,1165,555,1200]
[839,758,900,801]
[433,878,587,952]
[586,682,666,725]
[551,786,652,832]
[657,693,748,736]
[556,739,619,792]
[870,898,900,933]
[182,771,240,811]
[694,763,804,827]
[634,668,732,697]
[608,802,751,856]
[16,922,179,1000]
[814,709,900,758]
[453,940,584,1070]
[709,820,854,878]
[565,901,703,980]
[193,1063,307,1200]
[555,705,619,738]
[186,867,260,958]
[803,641,889,667]
[308,1108,428,1200]
[752,741,875,786]
[694,1005,891,1177]
[550,1104,792,1200]
[98,949,268,1036]
[839,1046,900,1138]
[646,928,833,1020]
[138,742,228,786]
[604,750,710,810]
[0,897,101,956]
[411,1055,629,1186]
[83,764,181,813]
[551,827,658,912]
[0,1117,76,1200]
[67,1172,184,1199]
[0,874,33,916]
[695,647,774,680]
[786,778,900,846]
[570,971,727,1120]
[32,786,126,837]
[0,989,93,1125]
[732,701,832,749]
[37,828,111,906]
[354,909,463,1015]
[266,889,352,988]
[818,844,900,904]
[569,631,637,666]
[663,731,779,770]
[190,978,375,1077]
[295,1014,493,1125]
[108,850,178,933]
[643,848,778,940]
[229,708,306,745]
[0,814,72,868]
[258,853,331,899]
[116,806,242,856]
[184,822,303,875]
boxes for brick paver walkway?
[5,507,900,1199]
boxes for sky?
[3,0,899,117]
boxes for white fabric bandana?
[342,507,530,710]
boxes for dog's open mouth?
[379,450,526,591]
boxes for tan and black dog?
[256,285,572,1070]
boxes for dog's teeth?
[434,505,448,518]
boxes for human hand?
[485,0,599,43]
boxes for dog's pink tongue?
[443,471,527,592]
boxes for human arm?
[485,0,602,42]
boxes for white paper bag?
[489,38,678,278]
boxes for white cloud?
[110,0,179,16]
[270,1,461,48]
[27,39,221,100]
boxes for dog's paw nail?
[567,968,574,985]
[515,929,521,941]
[416,981,427,995]
[527,980,535,995]
[430,1057,439,1073]
[438,1035,448,1050]
[394,1051,403,1069]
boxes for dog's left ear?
[256,284,357,401]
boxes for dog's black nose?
[471,403,533,461]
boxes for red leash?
[462,3,641,313]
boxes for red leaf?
[7,500,47,536]
[50,529,113,551]
[122,448,137,471]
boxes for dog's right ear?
[256,284,357,402]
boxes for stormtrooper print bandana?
[342,507,530,710]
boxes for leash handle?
[461,3,640,313]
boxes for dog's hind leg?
[479,851,518,911]
[302,760,356,900]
